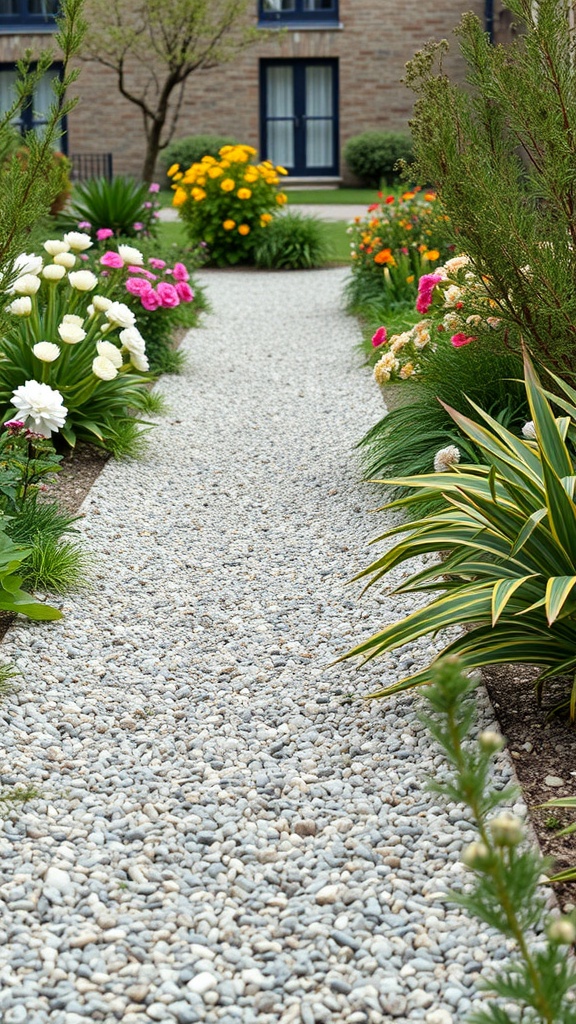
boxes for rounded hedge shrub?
[254,211,330,270]
[160,134,239,185]
[344,131,414,187]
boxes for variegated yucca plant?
[343,351,576,715]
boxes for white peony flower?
[7,296,32,316]
[33,342,61,363]
[92,294,113,312]
[106,302,136,329]
[442,254,470,274]
[119,325,146,354]
[58,322,86,345]
[14,253,43,277]
[62,314,84,327]
[444,284,463,307]
[44,239,70,256]
[11,380,67,436]
[130,350,149,372]
[118,244,144,266]
[11,274,41,296]
[434,445,461,472]
[63,231,93,252]
[42,264,66,282]
[53,252,76,269]
[92,355,118,381]
[68,270,98,292]
[522,420,537,439]
[96,340,123,368]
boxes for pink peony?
[143,201,153,209]
[78,220,91,229]
[100,250,124,269]
[416,273,443,314]
[451,333,477,348]
[371,326,387,347]
[133,222,144,231]
[96,228,114,242]
[126,277,152,297]
[156,282,180,308]
[175,281,194,303]
[128,265,157,279]
[148,258,166,270]
[148,182,160,193]
[172,262,190,282]
[140,288,161,311]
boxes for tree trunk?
[141,119,164,182]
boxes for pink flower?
[416,273,443,314]
[140,289,161,311]
[128,265,157,279]
[143,201,153,209]
[101,250,124,269]
[133,222,144,231]
[175,281,194,303]
[371,326,387,347]
[451,333,477,348]
[149,258,166,270]
[172,262,190,283]
[126,277,152,297]
[78,220,91,229]
[79,253,89,261]
[156,282,180,308]
[149,183,160,193]
[96,228,114,242]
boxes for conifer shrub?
[344,131,414,187]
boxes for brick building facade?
[1,1,509,183]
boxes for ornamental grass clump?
[341,351,576,717]
[169,144,288,266]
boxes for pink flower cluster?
[124,260,194,311]
[416,273,444,315]
[450,332,477,348]
[371,326,387,347]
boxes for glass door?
[261,59,338,176]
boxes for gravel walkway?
[0,268,517,1024]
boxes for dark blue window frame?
[258,0,339,27]
[0,61,67,153]
[260,58,339,177]
[0,0,59,31]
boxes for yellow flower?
[276,192,287,205]
[242,145,257,156]
[201,155,217,165]
[221,178,235,192]
[260,213,273,225]
[237,188,252,200]
[220,159,230,169]
[276,166,288,175]
[208,165,224,178]
[406,274,415,284]
[192,188,206,201]
[167,163,180,177]
[423,249,440,261]
[219,145,234,155]
[223,219,236,231]
[238,224,250,235]
[172,188,187,207]
[244,170,259,183]
[172,171,183,181]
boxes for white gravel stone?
[0,269,529,1023]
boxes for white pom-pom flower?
[118,244,144,266]
[44,239,70,256]
[96,341,123,369]
[106,302,136,328]
[92,356,118,381]
[11,274,41,296]
[58,322,86,345]
[434,445,461,473]
[119,326,146,354]
[7,296,32,316]
[13,253,43,276]
[53,252,76,269]
[33,342,61,363]
[92,295,113,312]
[42,264,66,282]
[63,231,93,252]
[11,380,67,436]
[130,350,150,372]
[68,270,98,292]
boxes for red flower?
[451,333,477,348]
[385,196,395,205]
[367,203,379,212]
[371,326,387,347]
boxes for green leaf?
[523,349,573,478]
[492,575,539,625]
[544,576,576,625]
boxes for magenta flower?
[140,289,161,311]
[96,228,114,242]
[156,282,180,308]
[143,201,153,209]
[175,281,194,303]
[126,277,152,297]
[451,333,477,348]
[149,258,166,270]
[4,419,26,434]
[416,273,443,314]
[127,265,156,279]
[133,222,144,231]
[172,262,190,283]
[78,220,91,229]
[101,251,124,269]
[371,326,387,348]
[149,183,160,193]
[79,253,89,262]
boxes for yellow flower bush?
[169,144,288,266]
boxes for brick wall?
[2,0,485,182]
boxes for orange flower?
[374,248,396,266]
[423,249,440,261]
[238,224,250,235]
[402,191,416,200]
[424,192,436,201]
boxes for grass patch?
[155,219,189,248]
[285,187,380,205]
[323,221,352,264]
[21,537,90,594]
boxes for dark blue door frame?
[260,58,339,177]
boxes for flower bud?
[42,264,67,282]
[548,918,576,945]
[7,296,32,316]
[462,842,491,869]
[478,730,504,754]
[33,342,60,363]
[68,270,98,292]
[44,239,70,256]
[489,812,523,847]
[53,252,76,269]
[12,274,41,296]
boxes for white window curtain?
[33,67,58,134]
[0,69,21,126]
[305,66,332,167]
[266,65,294,168]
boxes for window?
[0,64,66,150]
[258,0,339,26]
[0,0,59,30]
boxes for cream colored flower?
[58,322,86,345]
[92,355,118,380]
[11,380,67,436]
[466,315,482,326]
[118,244,144,266]
[106,302,136,328]
[96,340,123,368]
[14,253,43,276]
[130,350,150,372]
[413,327,431,349]
[444,284,463,307]
[442,254,471,274]
[522,420,537,440]
[7,296,32,316]
[44,239,70,256]
[118,326,145,353]
[373,362,391,385]
[12,274,41,296]
[443,313,461,331]
[68,270,98,292]
[461,842,490,869]
[63,314,84,327]
[434,445,461,472]
[64,231,92,252]
[33,342,61,363]
[548,919,576,945]
[489,812,523,846]
[53,252,76,269]
[93,295,113,312]
[399,362,415,379]
[42,265,66,282]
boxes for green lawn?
[285,187,378,205]
[156,217,351,265]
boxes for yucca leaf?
[540,455,576,563]
[510,507,548,556]
[523,350,573,478]
[492,575,540,625]
[440,399,542,485]
[544,576,576,625]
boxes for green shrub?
[62,176,160,238]
[160,134,239,186]
[342,352,576,715]
[254,212,329,269]
[344,131,414,187]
